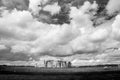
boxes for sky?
[0,0,120,66]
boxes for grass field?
[0,65,120,80]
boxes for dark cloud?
[0,50,29,61]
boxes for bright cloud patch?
[43,3,61,15]
[106,0,120,15]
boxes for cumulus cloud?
[1,0,29,10]
[29,0,49,15]
[0,9,77,56]
[106,0,120,15]
[43,2,61,15]
[89,27,110,43]
[0,1,110,56]
[0,9,36,41]
[112,14,120,41]
[0,0,120,65]
[0,1,99,57]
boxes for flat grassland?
[0,65,120,80]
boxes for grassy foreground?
[0,65,120,80]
